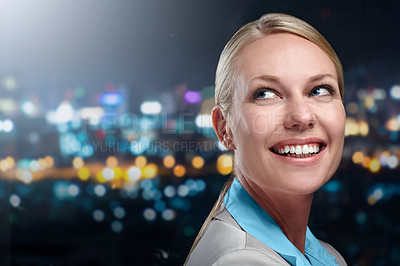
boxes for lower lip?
[271,148,325,166]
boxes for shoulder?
[186,207,290,266]
[319,240,348,266]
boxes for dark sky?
[1,0,400,105]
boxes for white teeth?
[295,145,302,154]
[302,145,309,154]
[274,143,321,156]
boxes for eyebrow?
[308,73,336,82]
[250,73,336,83]
[251,75,280,83]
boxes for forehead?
[236,33,337,84]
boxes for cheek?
[242,108,277,136]
[320,103,346,140]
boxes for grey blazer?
[187,205,347,266]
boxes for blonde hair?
[185,13,344,264]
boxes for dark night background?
[1,0,400,265]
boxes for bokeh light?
[192,156,204,169]
[195,114,212,128]
[22,101,37,116]
[10,194,21,207]
[0,119,14,132]
[78,167,91,181]
[164,185,176,198]
[113,207,126,219]
[184,91,202,104]
[106,156,118,168]
[386,117,400,131]
[93,209,105,222]
[143,208,156,222]
[72,157,84,169]
[369,159,381,173]
[142,163,157,179]
[99,91,124,106]
[111,220,124,233]
[161,209,176,221]
[352,151,364,164]
[126,166,141,182]
[163,155,175,168]
[2,76,17,90]
[102,167,115,181]
[45,156,54,168]
[140,101,162,115]
[94,184,107,197]
[135,156,147,168]
[216,154,233,175]
[173,165,186,178]
[390,84,400,99]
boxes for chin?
[280,173,331,195]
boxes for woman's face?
[228,33,345,195]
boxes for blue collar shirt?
[223,178,339,266]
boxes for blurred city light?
[72,157,84,169]
[126,166,141,182]
[163,155,176,168]
[113,206,126,219]
[78,167,91,181]
[0,99,17,114]
[192,156,204,169]
[99,91,124,106]
[390,85,400,100]
[2,76,17,90]
[0,119,14,133]
[142,163,157,179]
[9,194,21,207]
[184,90,202,104]
[143,208,156,222]
[79,107,105,126]
[111,220,124,233]
[195,114,212,128]
[369,158,381,173]
[173,165,186,178]
[93,209,105,222]
[135,156,147,168]
[140,101,162,115]
[216,154,233,175]
[47,101,75,124]
[22,101,37,116]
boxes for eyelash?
[311,84,335,96]
[253,88,280,100]
[253,84,335,100]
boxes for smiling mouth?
[269,143,326,158]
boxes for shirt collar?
[223,178,339,266]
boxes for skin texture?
[212,33,346,254]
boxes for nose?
[284,99,316,131]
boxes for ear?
[211,106,236,150]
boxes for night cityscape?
[1,1,400,265]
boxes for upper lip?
[270,137,327,149]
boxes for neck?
[237,170,314,255]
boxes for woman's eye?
[255,89,279,100]
[310,85,333,96]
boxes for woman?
[186,13,347,265]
